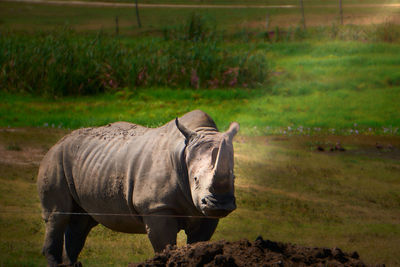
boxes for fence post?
[115,16,119,35]
[339,0,343,25]
[299,0,306,30]
[135,0,142,28]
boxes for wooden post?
[115,16,119,35]
[299,0,306,30]
[135,0,142,28]
[339,0,343,25]
[265,14,270,31]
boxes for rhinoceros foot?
[57,262,82,267]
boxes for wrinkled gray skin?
[37,110,239,266]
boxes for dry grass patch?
[0,128,399,266]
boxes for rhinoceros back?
[38,110,219,233]
[42,122,158,232]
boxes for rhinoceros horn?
[213,122,239,177]
[175,118,197,140]
[213,139,230,178]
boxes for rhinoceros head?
[176,118,239,217]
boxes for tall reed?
[1,27,268,96]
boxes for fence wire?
[0,210,223,219]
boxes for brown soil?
[129,236,382,267]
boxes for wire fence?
[0,210,223,219]
[6,0,385,36]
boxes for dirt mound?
[129,236,383,267]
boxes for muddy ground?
[129,236,382,267]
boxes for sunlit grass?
[1,87,398,135]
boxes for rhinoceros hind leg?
[186,218,219,244]
[42,213,70,267]
[63,213,98,265]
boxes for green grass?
[2,2,400,97]
[1,40,399,134]
[3,87,399,135]
[0,129,399,266]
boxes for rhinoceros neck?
[117,123,203,217]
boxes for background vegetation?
[1,39,399,134]
[0,0,399,266]
[1,24,268,95]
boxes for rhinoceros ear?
[175,118,197,141]
[225,122,239,141]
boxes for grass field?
[0,0,399,266]
[1,0,400,35]
[0,128,399,266]
[1,40,399,134]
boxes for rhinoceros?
[37,110,239,266]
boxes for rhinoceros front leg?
[143,214,179,252]
[186,218,219,244]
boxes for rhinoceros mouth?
[200,194,236,217]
